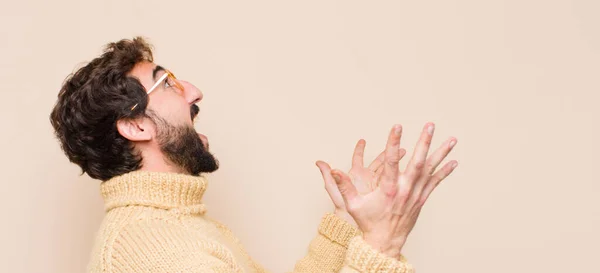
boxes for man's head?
[50,37,218,181]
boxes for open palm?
[329,124,458,257]
[316,139,387,225]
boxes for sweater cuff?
[345,236,414,273]
[318,213,359,247]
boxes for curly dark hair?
[50,37,154,181]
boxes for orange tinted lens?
[166,71,184,90]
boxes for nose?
[179,80,203,105]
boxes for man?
[50,37,458,273]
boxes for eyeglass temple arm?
[130,72,169,111]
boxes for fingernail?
[452,162,458,169]
[394,125,402,135]
[449,139,456,148]
[428,124,435,135]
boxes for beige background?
[1,0,599,272]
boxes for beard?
[150,112,219,176]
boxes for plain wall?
[1,0,599,272]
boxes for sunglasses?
[131,69,184,111]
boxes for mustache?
[190,104,200,120]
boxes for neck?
[138,146,189,175]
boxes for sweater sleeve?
[291,213,414,273]
[107,219,244,273]
[290,213,359,272]
[339,236,414,273]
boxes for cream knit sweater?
[87,171,413,273]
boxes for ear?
[116,117,152,142]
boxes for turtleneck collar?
[101,171,208,212]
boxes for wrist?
[333,208,357,228]
[362,232,407,260]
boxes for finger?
[367,150,386,172]
[381,124,403,193]
[375,148,405,187]
[406,122,435,179]
[419,160,458,204]
[424,137,457,175]
[352,139,366,168]
[331,169,359,204]
[375,166,384,178]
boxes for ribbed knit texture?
[87,171,413,272]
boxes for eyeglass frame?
[130,69,184,111]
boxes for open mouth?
[190,105,208,149]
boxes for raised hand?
[316,140,386,226]
[331,123,458,259]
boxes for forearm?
[289,213,413,273]
[338,236,414,273]
[291,213,359,272]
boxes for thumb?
[316,160,332,177]
[316,160,338,192]
[316,160,335,185]
[330,169,358,204]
